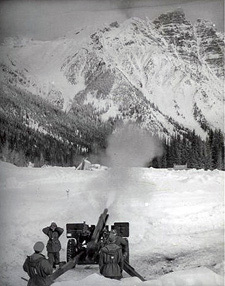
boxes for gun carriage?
[46,208,145,284]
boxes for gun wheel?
[67,239,77,262]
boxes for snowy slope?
[0,38,81,109]
[0,10,224,139]
[62,15,224,137]
[0,161,224,285]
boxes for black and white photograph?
[0,0,224,285]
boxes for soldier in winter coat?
[99,232,123,280]
[42,222,64,268]
[112,229,129,262]
[23,241,53,286]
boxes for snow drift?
[0,161,224,285]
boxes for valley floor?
[0,162,224,285]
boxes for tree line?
[0,113,112,167]
[0,84,224,170]
[0,83,112,167]
[150,129,224,170]
[1,114,224,170]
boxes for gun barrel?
[86,208,109,255]
[91,208,108,243]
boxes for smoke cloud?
[87,123,163,213]
[102,123,163,168]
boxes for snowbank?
[0,161,224,285]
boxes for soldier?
[112,228,129,262]
[78,222,91,246]
[99,231,123,280]
[23,241,53,286]
[99,227,109,249]
[42,222,64,268]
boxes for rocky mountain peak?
[153,8,188,28]
[152,9,198,63]
[194,19,224,77]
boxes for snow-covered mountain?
[0,9,224,139]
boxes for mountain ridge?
[0,9,224,141]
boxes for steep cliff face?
[194,19,224,77]
[0,10,224,140]
[153,9,198,63]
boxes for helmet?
[33,241,44,252]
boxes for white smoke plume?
[86,123,164,210]
[102,123,163,168]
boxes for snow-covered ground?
[0,161,224,286]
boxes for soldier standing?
[42,222,64,268]
[23,241,53,286]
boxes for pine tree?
[203,137,213,170]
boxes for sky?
[0,0,223,43]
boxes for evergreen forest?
[151,129,224,170]
[0,84,224,170]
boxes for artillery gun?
[45,208,145,284]
[66,208,130,264]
